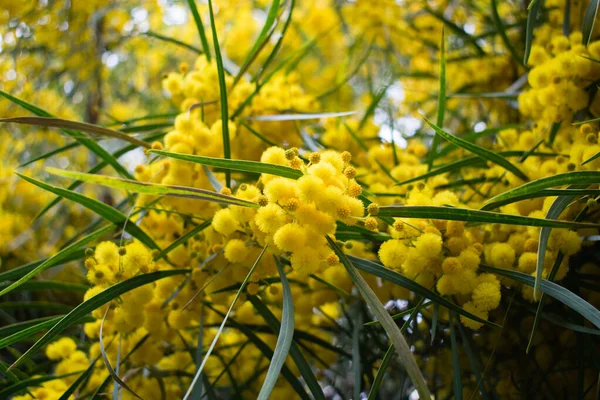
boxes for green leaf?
[235,0,281,85]
[0,116,150,148]
[0,90,132,179]
[8,269,190,370]
[202,165,224,192]
[348,255,498,327]
[367,298,428,400]
[185,0,211,59]
[154,220,212,261]
[0,316,93,350]
[249,296,326,400]
[581,150,600,165]
[17,173,159,249]
[352,306,362,400]
[182,247,267,400]
[428,28,446,170]
[424,7,485,55]
[582,0,600,45]
[0,280,88,293]
[0,371,82,398]
[45,167,258,208]
[367,344,394,400]
[207,0,231,187]
[0,249,86,283]
[436,124,525,159]
[524,0,544,64]
[20,142,79,167]
[377,205,600,229]
[99,307,142,399]
[449,313,462,400]
[482,171,600,210]
[457,322,491,400]
[479,188,600,209]
[57,354,102,400]
[424,117,529,181]
[327,238,432,399]
[35,130,167,220]
[0,225,111,297]
[480,264,600,329]
[491,0,524,67]
[534,191,579,299]
[204,303,312,399]
[151,150,303,179]
[257,260,294,400]
[144,31,203,54]
[247,110,356,121]
[0,316,60,337]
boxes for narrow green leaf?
[449,313,462,400]
[367,344,394,400]
[457,322,491,400]
[424,117,529,181]
[151,150,302,179]
[46,167,258,208]
[352,305,362,400]
[0,90,132,179]
[205,302,312,399]
[235,0,281,85]
[436,125,525,159]
[88,334,150,400]
[257,260,294,400]
[207,0,231,187]
[367,299,427,400]
[581,151,600,165]
[20,142,79,167]
[202,165,224,192]
[377,205,600,229]
[0,117,150,148]
[249,296,326,400]
[8,269,189,370]
[424,7,485,55]
[57,354,102,400]
[186,0,211,59]
[348,255,497,327]
[0,225,111,297]
[534,191,579,299]
[0,316,92,350]
[0,249,86,283]
[0,372,82,398]
[247,111,356,121]
[154,220,212,261]
[182,247,267,400]
[478,188,600,209]
[328,238,432,399]
[582,0,600,44]
[447,92,520,99]
[17,173,158,249]
[144,31,203,54]
[238,121,278,146]
[482,171,600,210]
[0,280,88,293]
[491,0,525,66]
[480,264,600,329]
[524,0,544,64]
[428,28,446,170]
[99,307,142,399]
[0,316,61,337]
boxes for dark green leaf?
[480,264,600,329]
[424,117,528,181]
[8,269,190,370]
